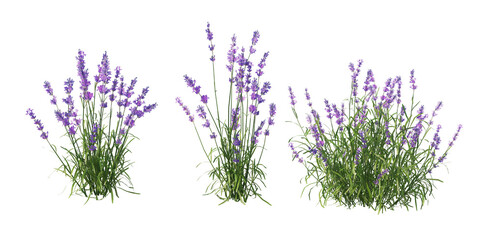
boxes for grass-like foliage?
[177,23,276,205]
[288,60,462,212]
[26,50,157,202]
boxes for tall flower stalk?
[177,23,275,205]
[288,61,462,212]
[26,50,157,202]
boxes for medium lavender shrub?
[26,50,157,201]
[288,60,462,212]
[177,23,275,205]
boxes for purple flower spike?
[305,88,312,107]
[206,22,213,41]
[197,105,207,119]
[95,51,111,84]
[77,49,91,98]
[233,133,241,147]
[289,86,297,106]
[410,69,417,90]
[449,124,463,147]
[226,34,237,72]
[41,132,49,139]
[201,95,209,104]
[143,103,157,113]
[231,107,240,130]
[44,81,54,96]
[250,30,260,54]
[249,104,257,114]
[374,169,389,185]
[432,101,443,117]
[27,108,36,119]
[176,97,194,122]
[355,147,361,165]
[256,52,269,77]
[210,132,217,139]
[27,108,49,139]
[64,78,74,94]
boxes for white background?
[1,0,489,239]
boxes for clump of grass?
[288,60,462,212]
[177,23,276,205]
[26,50,157,202]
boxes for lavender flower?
[231,107,240,130]
[324,99,333,119]
[355,147,361,165]
[95,51,111,87]
[432,101,443,117]
[289,86,297,106]
[77,49,92,100]
[88,123,99,151]
[143,103,157,113]
[233,133,241,147]
[374,169,389,185]
[305,88,312,107]
[226,34,237,72]
[409,69,417,90]
[176,97,194,122]
[449,124,463,147]
[431,124,442,156]
[268,103,276,126]
[359,130,367,148]
[26,108,49,139]
[289,143,303,163]
[201,95,208,104]
[256,52,269,77]
[249,104,258,115]
[250,30,260,54]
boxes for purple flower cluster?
[231,107,240,130]
[409,69,417,90]
[363,69,377,100]
[77,50,93,101]
[305,88,312,107]
[43,81,57,105]
[349,60,363,97]
[95,52,112,97]
[42,77,81,135]
[226,34,237,72]
[289,86,297,106]
[206,22,215,62]
[374,169,389,185]
[380,77,401,109]
[355,147,361,165]
[289,143,304,163]
[176,97,194,122]
[26,108,48,139]
[449,124,463,147]
[268,103,276,126]
[359,130,367,148]
[183,74,209,104]
[384,120,391,145]
[430,124,442,156]
[88,123,99,152]
[197,105,210,128]
[250,31,260,54]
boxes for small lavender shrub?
[26,50,157,201]
[288,60,462,212]
[177,23,275,205]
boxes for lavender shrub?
[26,50,157,201]
[177,23,275,205]
[288,60,462,212]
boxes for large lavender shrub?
[288,60,462,212]
[26,50,157,201]
[177,23,275,205]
